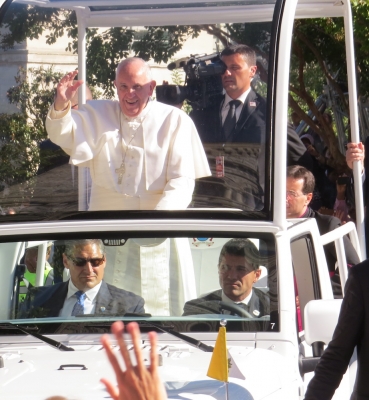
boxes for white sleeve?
[154,177,195,210]
[48,102,71,119]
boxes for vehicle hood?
[0,341,296,399]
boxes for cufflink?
[253,310,260,316]
[100,306,106,312]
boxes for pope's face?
[221,53,257,99]
[218,253,261,302]
[114,61,156,117]
[63,243,106,291]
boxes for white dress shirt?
[221,289,253,306]
[221,87,252,125]
[59,280,102,317]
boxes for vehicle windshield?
[0,0,277,222]
[0,234,278,334]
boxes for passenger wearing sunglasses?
[18,239,145,319]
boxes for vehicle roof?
[12,0,346,27]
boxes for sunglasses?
[69,256,105,267]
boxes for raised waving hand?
[54,70,84,111]
[100,321,167,400]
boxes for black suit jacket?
[305,207,360,273]
[190,90,266,210]
[190,91,266,144]
[19,280,145,318]
[305,261,369,400]
[182,288,270,318]
[286,123,314,171]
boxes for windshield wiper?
[75,319,214,352]
[139,321,214,353]
[0,323,74,351]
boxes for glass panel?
[0,234,277,333]
[0,0,276,220]
[289,16,352,212]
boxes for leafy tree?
[7,66,63,135]
[0,113,39,204]
[0,66,65,205]
[169,68,192,115]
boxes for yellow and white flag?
[207,326,228,382]
[207,326,246,382]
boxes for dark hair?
[218,238,260,270]
[64,239,105,259]
[287,165,315,194]
[220,44,256,66]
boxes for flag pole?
[207,318,229,399]
[221,318,229,400]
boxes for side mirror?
[304,299,342,345]
[298,299,342,377]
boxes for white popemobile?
[0,0,364,399]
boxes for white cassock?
[46,99,211,210]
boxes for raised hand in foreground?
[101,321,167,400]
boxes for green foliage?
[0,3,76,50]
[351,0,369,97]
[170,69,192,115]
[0,66,64,198]
[225,22,271,55]
[132,25,201,62]
[0,113,39,194]
[0,4,203,98]
[7,66,63,135]
[85,27,135,98]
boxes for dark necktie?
[236,302,248,310]
[222,99,242,140]
[71,290,86,316]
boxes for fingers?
[148,331,158,372]
[126,322,146,377]
[59,70,78,83]
[100,378,119,400]
[111,321,134,371]
[346,142,364,169]
[101,333,126,381]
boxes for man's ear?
[62,254,70,270]
[254,268,262,281]
[250,65,257,77]
[149,80,156,96]
[306,192,313,206]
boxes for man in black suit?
[183,238,269,317]
[190,44,266,210]
[19,239,144,318]
[190,44,313,210]
[286,165,360,296]
[304,260,369,399]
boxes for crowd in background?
[290,111,356,226]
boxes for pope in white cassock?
[46,57,211,210]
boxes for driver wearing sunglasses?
[19,239,145,319]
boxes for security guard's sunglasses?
[68,256,105,267]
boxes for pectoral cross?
[115,162,125,184]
